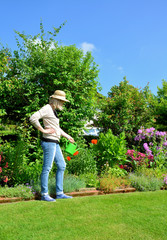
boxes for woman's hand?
[68,136,75,143]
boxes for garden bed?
[0,187,136,203]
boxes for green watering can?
[65,140,79,155]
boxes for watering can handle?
[66,140,77,148]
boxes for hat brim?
[50,95,70,102]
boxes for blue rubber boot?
[41,194,56,202]
[56,194,73,199]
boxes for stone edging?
[67,187,136,197]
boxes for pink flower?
[4,162,8,168]
[0,167,2,173]
[148,155,154,160]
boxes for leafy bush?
[63,138,97,175]
[92,129,128,173]
[99,175,130,193]
[0,184,34,199]
[32,174,86,196]
[79,173,99,188]
[129,173,163,191]
[101,164,128,178]
[63,175,86,193]
[135,166,166,180]
[96,79,155,147]
[0,140,43,186]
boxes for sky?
[1,0,167,96]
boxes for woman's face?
[57,100,65,111]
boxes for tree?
[96,78,155,146]
[153,80,167,131]
[0,22,100,138]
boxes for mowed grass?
[0,191,167,240]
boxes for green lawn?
[0,191,167,240]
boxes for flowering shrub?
[91,129,128,174]
[0,152,9,186]
[124,149,149,171]
[134,127,167,169]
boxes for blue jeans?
[41,141,66,196]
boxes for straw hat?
[50,90,69,102]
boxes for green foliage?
[63,175,86,193]
[135,166,167,180]
[79,173,99,188]
[0,139,43,186]
[63,138,97,175]
[129,173,163,191]
[101,164,127,178]
[32,175,86,196]
[99,175,130,193]
[96,78,155,146]
[0,184,34,199]
[153,80,167,131]
[0,22,100,140]
[92,129,128,173]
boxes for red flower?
[119,165,124,169]
[67,156,71,161]
[0,167,2,173]
[3,176,8,183]
[73,151,79,156]
[91,139,98,144]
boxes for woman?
[30,90,74,201]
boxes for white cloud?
[117,66,124,73]
[80,42,96,54]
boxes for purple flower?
[146,128,152,133]
[134,136,140,141]
[143,143,149,151]
[156,131,166,137]
[137,129,143,134]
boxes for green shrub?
[99,175,130,193]
[0,184,34,199]
[101,164,128,178]
[0,140,43,186]
[32,174,86,196]
[79,173,99,188]
[135,166,167,180]
[129,173,163,191]
[92,129,128,174]
[63,175,86,193]
[62,138,97,175]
